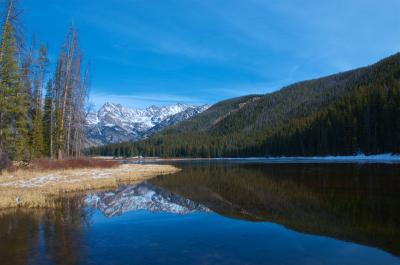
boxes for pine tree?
[43,79,54,158]
[0,22,30,161]
[31,45,49,157]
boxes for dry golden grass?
[0,164,180,209]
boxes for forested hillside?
[87,53,400,158]
[0,0,90,164]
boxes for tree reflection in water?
[0,196,92,265]
[0,162,399,264]
[151,162,400,256]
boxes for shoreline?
[0,164,180,209]
[95,153,400,164]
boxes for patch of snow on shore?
[0,175,62,188]
[224,153,400,164]
[91,172,112,179]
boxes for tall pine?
[43,79,54,158]
[0,22,30,161]
[31,45,49,157]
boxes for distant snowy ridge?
[85,102,209,146]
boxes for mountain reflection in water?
[85,182,209,217]
[0,162,399,265]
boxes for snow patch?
[92,173,112,179]
[0,175,61,188]
[212,153,400,164]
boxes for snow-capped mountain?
[86,102,209,146]
[85,182,209,217]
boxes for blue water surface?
[83,210,399,265]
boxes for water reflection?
[151,162,400,256]
[0,162,399,265]
[86,182,209,217]
[0,197,91,265]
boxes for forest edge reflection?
[150,162,400,256]
[0,162,399,265]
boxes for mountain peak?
[86,102,209,146]
[100,102,123,112]
[102,102,119,108]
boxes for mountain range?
[85,102,209,146]
[87,52,400,157]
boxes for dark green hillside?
[162,95,261,135]
[262,79,400,156]
[87,53,400,158]
[210,52,400,135]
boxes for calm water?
[1,161,400,265]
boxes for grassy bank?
[0,160,179,209]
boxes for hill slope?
[88,53,400,157]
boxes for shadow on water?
[150,162,400,256]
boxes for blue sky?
[22,0,400,108]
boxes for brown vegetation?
[0,163,179,209]
[29,158,119,171]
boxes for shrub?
[30,158,119,171]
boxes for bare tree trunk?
[50,104,54,159]
[0,0,20,58]
[4,0,14,25]
[66,105,72,158]
[0,112,3,149]
[53,26,89,160]
[57,27,77,160]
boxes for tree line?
[86,66,400,158]
[0,0,89,163]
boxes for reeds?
[0,163,179,209]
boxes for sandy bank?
[0,164,179,209]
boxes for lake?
[1,161,399,265]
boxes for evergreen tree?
[43,79,54,158]
[31,45,49,157]
[0,1,89,162]
[0,23,30,161]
